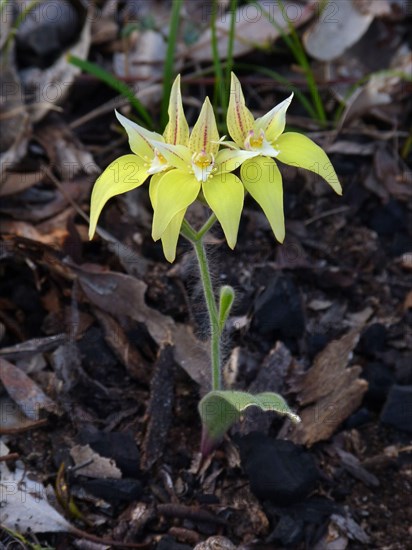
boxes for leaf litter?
[0,0,412,547]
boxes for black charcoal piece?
[380,385,412,433]
[252,275,305,341]
[362,362,395,409]
[78,428,141,478]
[81,478,142,504]
[156,536,192,550]
[267,515,304,546]
[237,432,318,504]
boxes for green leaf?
[199,390,300,455]
[218,285,235,333]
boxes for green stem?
[197,213,217,240]
[180,218,221,391]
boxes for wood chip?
[141,345,175,470]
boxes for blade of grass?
[2,0,41,53]
[278,0,327,125]
[236,63,319,120]
[249,0,327,125]
[67,54,153,129]
[161,0,183,128]
[211,0,226,123]
[225,0,238,103]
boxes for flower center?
[147,149,169,174]
[193,151,213,169]
[244,129,280,157]
[244,129,265,151]
[191,150,215,182]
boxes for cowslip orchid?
[225,73,342,242]
[89,74,343,456]
[89,75,189,259]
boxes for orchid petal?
[152,170,200,241]
[276,132,342,195]
[148,172,165,208]
[189,97,220,156]
[215,148,259,174]
[151,141,192,172]
[240,157,285,242]
[115,110,163,159]
[163,75,190,146]
[89,155,149,239]
[202,173,244,249]
[227,73,255,148]
[255,93,293,142]
[161,209,186,263]
[220,140,240,150]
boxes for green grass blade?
[161,0,183,128]
[225,0,238,105]
[249,0,327,125]
[277,0,327,124]
[67,54,153,128]
[211,0,226,122]
[236,63,319,120]
[2,0,42,53]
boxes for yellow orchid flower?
[149,97,256,262]
[226,73,342,242]
[88,75,189,239]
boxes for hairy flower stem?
[181,216,221,391]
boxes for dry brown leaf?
[70,444,122,479]
[114,30,167,81]
[0,357,59,420]
[303,0,373,61]
[286,328,368,446]
[297,328,362,406]
[289,367,368,446]
[0,220,68,247]
[76,267,211,392]
[403,290,412,312]
[93,308,151,384]
[187,1,313,62]
[0,171,44,197]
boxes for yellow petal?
[89,155,149,239]
[148,172,165,208]
[240,157,285,242]
[227,73,255,148]
[255,93,293,142]
[163,75,190,146]
[189,97,220,156]
[276,132,342,195]
[215,148,259,174]
[115,110,163,159]
[202,173,244,249]
[152,170,200,240]
[151,141,192,172]
[161,209,186,262]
